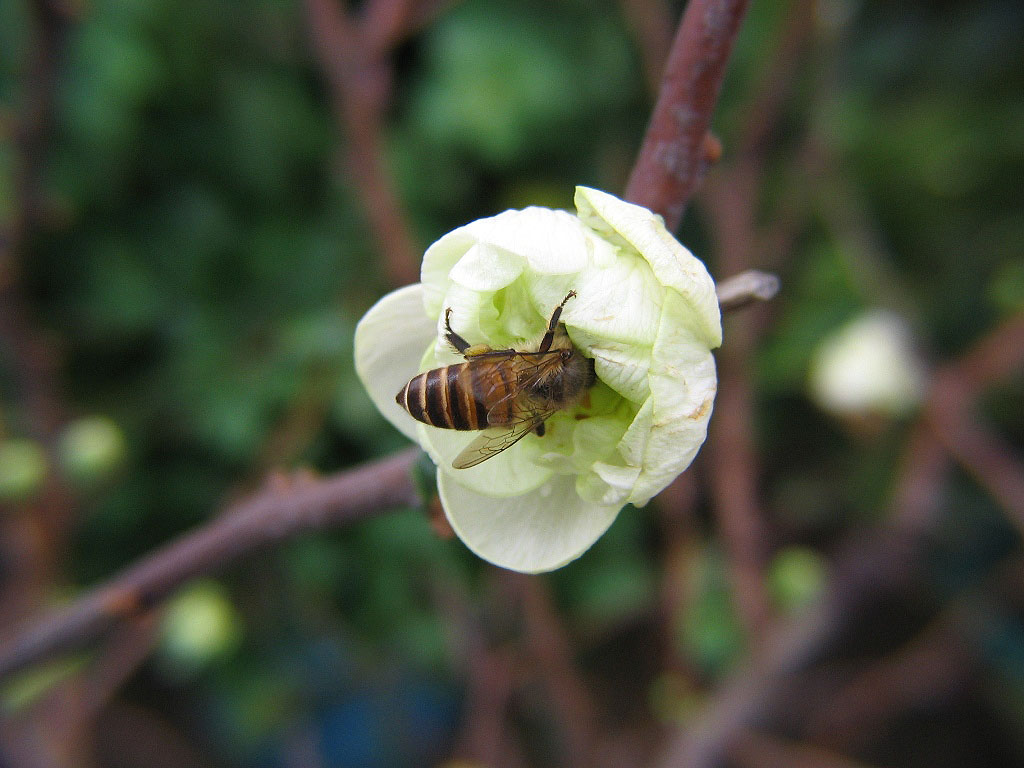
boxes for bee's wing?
[451,403,557,469]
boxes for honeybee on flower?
[355,187,721,573]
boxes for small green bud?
[768,546,827,612]
[0,439,48,501]
[159,580,241,671]
[57,416,127,486]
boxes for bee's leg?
[538,291,577,353]
[446,308,512,358]
[444,308,475,355]
[534,422,546,437]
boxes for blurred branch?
[1,0,70,276]
[304,0,423,287]
[361,0,458,57]
[0,0,76,657]
[0,0,72,440]
[730,730,880,768]
[435,576,527,768]
[715,270,781,312]
[924,311,1024,537]
[799,556,1024,752]
[804,610,974,751]
[654,472,701,674]
[624,0,750,229]
[649,312,1021,768]
[514,574,599,768]
[697,0,817,640]
[0,449,420,681]
[618,0,675,97]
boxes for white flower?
[355,187,721,572]
[808,310,926,418]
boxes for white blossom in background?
[808,310,926,418]
[355,187,721,573]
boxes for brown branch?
[0,0,72,440]
[304,0,421,287]
[361,0,459,58]
[648,313,1019,768]
[655,472,701,675]
[0,0,77,653]
[618,0,675,97]
[924,311,1024,537]
[649,519,929,768]
[624,0,751,229]
[730,730,880,768]
[514,574,599,768]
[0,449,420,681]
[803,616,973,751]
[715,270,780,312]
[695,0,818,645]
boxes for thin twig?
[0,0,76,659]
[0,449,420,681]
[304,0,421,287]
[730,730,881,768]
[803,614,974,751]
[514,574,599,768]
[617,0,675,97]
[648,314,1020,768]
[715,270,781,312]
[924,311,1024,536]
[0,0,72,441]
[697,0,818,642]
[624,0,751,230]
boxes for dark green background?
[1,0,1022,766]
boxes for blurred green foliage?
[1,0,1022,766]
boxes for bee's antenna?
[539,292,576,353]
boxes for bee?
[395,291,596,469]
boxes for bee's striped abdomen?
[397,362,498,431]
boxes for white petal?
[448,242,525,292]
[421,208,590,318]
[562,252,664,345]
[574,186,722,349]
[421,230,477,319]
[439,471,622,573]
[353,285,436,441]
[470,208,591,276]
[586,462,640,505]
[629,291,718,505]
[570,330,651,404]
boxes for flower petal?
[629,290,718,505]
[422,207,591,318]
[354,285,435,441]
[574,186,721,348]
[439,471,622,573]
[448,242,525,292]
[561,253,663,346]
